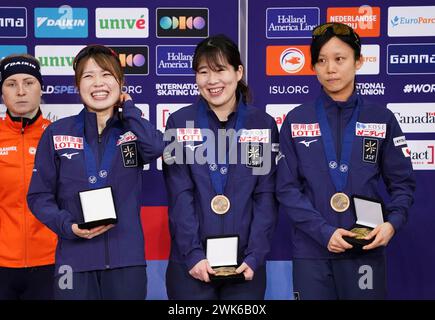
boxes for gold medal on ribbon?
[330,192,350,213]
[211,195,230,215]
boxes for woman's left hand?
[236,262,254,281]
[363,222,395,250]
[119,93,132,104]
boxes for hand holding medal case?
[343,195,386,252]
[206,235,244,282]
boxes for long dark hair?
[192,34,251,104]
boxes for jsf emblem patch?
[246,144,263,168]
[121,142,138,167]
[363,138,378,163]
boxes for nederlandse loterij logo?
[0,7,27,38]
[34,6,88,38]
[96,8,148,38]
[327,6,380,37]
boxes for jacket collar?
[5,108,43,132]
[320,88,358,110]
[80,106,121,144]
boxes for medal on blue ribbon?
[76,111,120,189]
[197,98,247,215]
[315,97,360,212]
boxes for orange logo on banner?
[266,45,315,76]
[327,6,381,37]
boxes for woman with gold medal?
[163,35,279,299]
[277,23,415,299]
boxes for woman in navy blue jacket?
[27,45,165,299]
[163,34,278,300]
[277,23,415,299]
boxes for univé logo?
[157,8,208,38]
[266,45,315,76]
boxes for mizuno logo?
[61,152,79,159]
[184,143,203,151]
[299,139,318,147]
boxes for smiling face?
[78,58,121,114]
[1,73,41,118]
[313,36,363,101]
[195,54,243,111]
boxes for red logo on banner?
[327,6,381,37]
[266,45,315,76]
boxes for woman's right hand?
[72,223,114,240]
[189,259,216,282]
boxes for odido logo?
[110,46,148,75]
[156,8,208,38]
[266,45,315,76]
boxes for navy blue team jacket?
[277,90,415,259]
[27,100,165,272]
[163,98,279,272]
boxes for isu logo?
[280,48,305,74]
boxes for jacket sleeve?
[380,111,416,231]
[122,100,165,163]
[244,118,279,271]
[162,116,205,270]
[276,114,336,248]
[27,127,78,240]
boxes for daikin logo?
[35,7,88,38]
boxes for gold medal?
[330,192,350,213]
[211,195,230,215]
[350,227,371,239]
[213,266,238,277]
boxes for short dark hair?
[192,34,251,104]
[73,45,123,88]
[310,22,361,67]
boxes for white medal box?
[206,235,244,281]
[343,195,385,251]
[78,186,118,230]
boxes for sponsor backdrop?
[0,0,434,299]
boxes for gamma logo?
[0,7,27,38]
[156,8,208,38]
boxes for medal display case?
[206,235,244,282]
[343,195,386,252]
[78,186,118,229]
